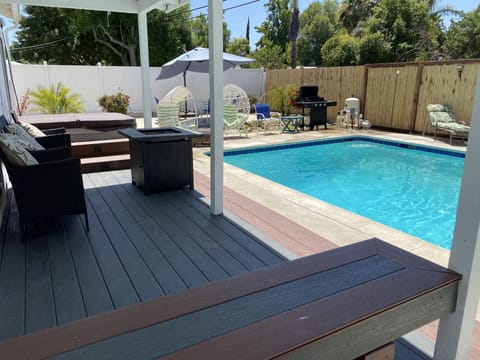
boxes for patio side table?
[118,127,202,194]
[281,115,303,133]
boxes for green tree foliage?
[148,8,192,65]
[444,6,480,59]
[251,42,287,69]
[226,38,250,56]
[29,82,84,114]
[289,0,300,68]
[321,33,359,66]
[12,6,193,66]
[189,13,231,50]
[12,6,111,64]
[358,32,391,64]
[339,0,377,34]
[297,1,338,66]
[255,0,291,53]
[363,0,440,62]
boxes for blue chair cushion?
[256,103,271,119]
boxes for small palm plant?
[29,82,84,114]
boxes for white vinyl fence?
[10,62,265,115]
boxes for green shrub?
[29,82,84,114]
[98,89,130,114]
[265,84,300,115]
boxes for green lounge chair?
[426,104,470,144]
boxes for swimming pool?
[223,136,465,250]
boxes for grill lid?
[298,85,319,99]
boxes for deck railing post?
[434,66,480,360]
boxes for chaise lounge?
[426,104,470,144]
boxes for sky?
[191,0,479,50]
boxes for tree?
[12,6,193,66]
[226,38,250,56]
[255,0,291,53]
[339,0,378,34]
[444,6,480,59]
[289,0,300,68]
[251,42,287,69]
[75,11,139,65]
[296,1,338,66]
[321,33,359,66]
[358,32,391,64]
[189,12,231,50]
[363,0,441,62]
[12,6,111,64]
[148,8,192,65]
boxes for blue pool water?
[223,137,465,250]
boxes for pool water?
[223,137,465,250]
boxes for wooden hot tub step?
[81,154,130,173]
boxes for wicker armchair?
[4,154,89,235]
[0,118,88,236]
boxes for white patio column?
[434,70,480,359]
[208,0,224,215]
[138,10,152,128]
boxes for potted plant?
[98,89,130,114]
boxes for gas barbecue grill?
[295,85,337,130]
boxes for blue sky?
[190,0,479,50]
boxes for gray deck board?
[0,170,286,341]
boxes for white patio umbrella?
[156,47,255,87]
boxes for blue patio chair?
[255,103,281,135]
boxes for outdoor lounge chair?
[255,103,281,134]
[426,104,470,144]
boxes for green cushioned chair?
[426,104,470,144]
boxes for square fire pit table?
[118,127,202,194]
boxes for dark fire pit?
[118,127,202,194]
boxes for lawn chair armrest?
[30,147,72,162]
[36,133,72,148]
[43,128,66,135]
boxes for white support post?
[138,11,152,128]
[208,0,224,215]
[96,62,104,97]
[42,60,50,88]
[434,69,480,359]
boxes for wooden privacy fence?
[265,60,480,134]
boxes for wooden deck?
[0,168,474,359]
[0,170,285,342]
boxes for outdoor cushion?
[426,104,446,112]
[19,120,46,137]
[157,103,180,127]
[437,122,470,133]
[4,123,45,151]
[0,133,39,166]
[430,111,456,124]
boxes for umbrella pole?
[183,71,187,119]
